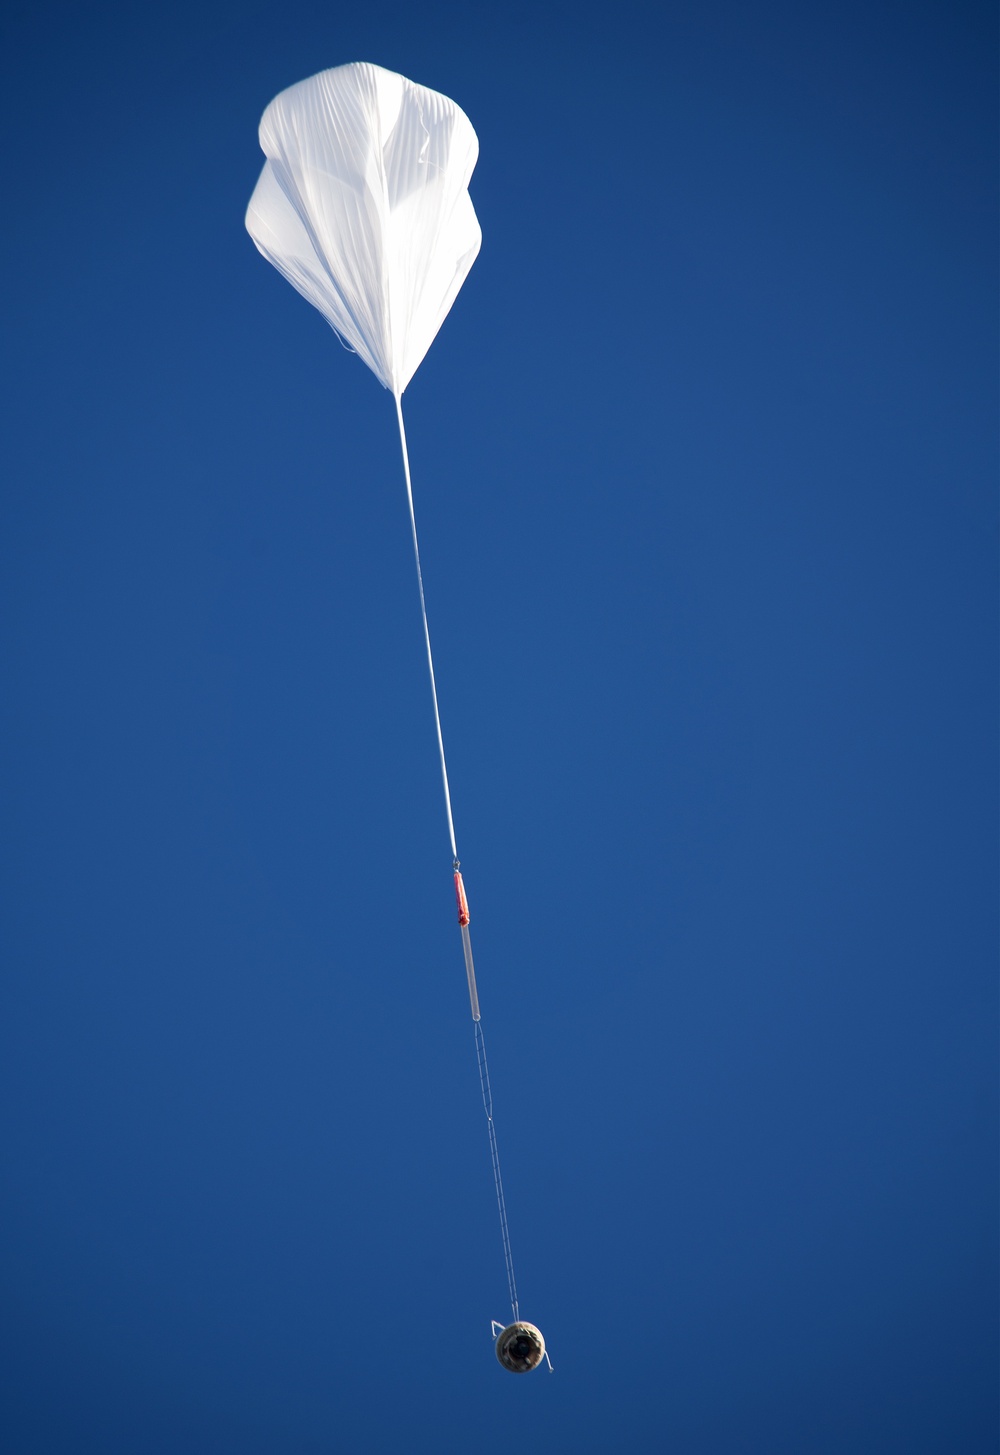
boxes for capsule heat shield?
[494,1321,545,1374]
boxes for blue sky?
[1,2,996,1451]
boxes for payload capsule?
[494,1321,546,1374]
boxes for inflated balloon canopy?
[246,62,482,395]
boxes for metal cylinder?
[460,923,481,1021]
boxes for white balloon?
[246,62,482,395]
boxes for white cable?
[394,392,458,861]
[393,393,520,1323]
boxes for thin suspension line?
[394,391,458,861]
[475,1017,519,1322]
[394,390,521,1326]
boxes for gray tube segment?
[460,923,481,1021]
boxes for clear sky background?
[1,2,995,1451]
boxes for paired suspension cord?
[394,392,520,1325]
[475,1017,520,1322]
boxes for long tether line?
[394,391,457,861]
[394,391,521,1325]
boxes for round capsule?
[494,1321,546,1374]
